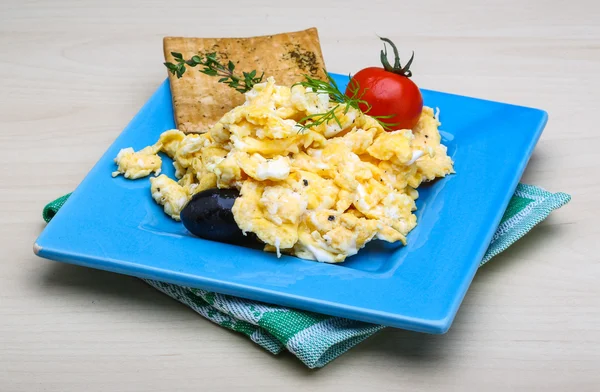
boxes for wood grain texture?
[0,0,598,390]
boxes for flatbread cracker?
[163,28,328,133]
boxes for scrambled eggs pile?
[113,77,453,262]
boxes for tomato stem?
[379,37,414,77]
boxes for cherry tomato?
[345,38,423,131]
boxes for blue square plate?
[34,73,546,333]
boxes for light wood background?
[1,0,599,390]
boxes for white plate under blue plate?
[34,73,546,333]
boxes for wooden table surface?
[1,0,599,390]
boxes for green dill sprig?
[294,73,399,132]
[293,74,361,132]
[164,52,264,93]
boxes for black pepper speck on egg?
[328,215,335,221]
[303,179,308,186]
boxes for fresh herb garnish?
[164,52,264,93]
[292,74,362,132]
[294,73,399,132]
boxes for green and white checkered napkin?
[43,184,570,368]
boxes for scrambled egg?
[112,145,162,179]
[113,77,454,262]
